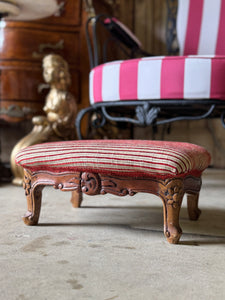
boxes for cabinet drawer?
[0,28,80,64]
[0,65,79,101]
[0,61,79,123]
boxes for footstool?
[15,139,211,244]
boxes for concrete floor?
[0,169,225,300]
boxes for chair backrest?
[177,0,225,55]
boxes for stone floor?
[0,168,225,300]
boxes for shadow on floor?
[37,206,225,245]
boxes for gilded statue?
[11,54,77,185]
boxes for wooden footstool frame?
[22,168,202,244]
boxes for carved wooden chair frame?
[23,168,202,244]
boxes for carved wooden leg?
[187,193,201,221]
[22,172,44,225]
[159,178,184,244]
[71,190,83,208]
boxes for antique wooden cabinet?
[0,0,136,124]
[0,0,87,123]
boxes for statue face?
[43,61,70,88]
[43,63,55,83]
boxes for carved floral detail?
[160,178,184,208]
[100,179,116,195]
[23,175,32,196]
[81,172,101,195]
[100,177,137,196]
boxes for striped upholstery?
[177,0,225,55]
[90,56,225,103]
[90,0,225,104]
[15,140,211,179]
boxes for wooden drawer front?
[0,67,80,122]
[0,28,80,64]
[0,66,79,102]
[39,0,82,27]
[0,67,45,101]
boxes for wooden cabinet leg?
[71,190,83,208]
[187,193,201,220]
[159,178,184,244]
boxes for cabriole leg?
[187,193,201,220]
[159,178,184,244]
[22,172,44,225]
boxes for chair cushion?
[89,55,225,104]
[15,140,211,179]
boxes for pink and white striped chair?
[76,0,225,139]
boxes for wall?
[134,0,167,55]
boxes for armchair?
[76,0,225,139]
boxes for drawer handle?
[32,39,64,58]
[0,105,37,118]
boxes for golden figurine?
[11,54,77,185]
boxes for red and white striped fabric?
[15,140,211,179]
[89,0,225,104]
[89,56,225,103]
[177,0,225,55]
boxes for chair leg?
[22,182,44,226]
[187,193,201,220]
[71,190,83,208]
[159,178,184,244]
[163,201,183,244]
